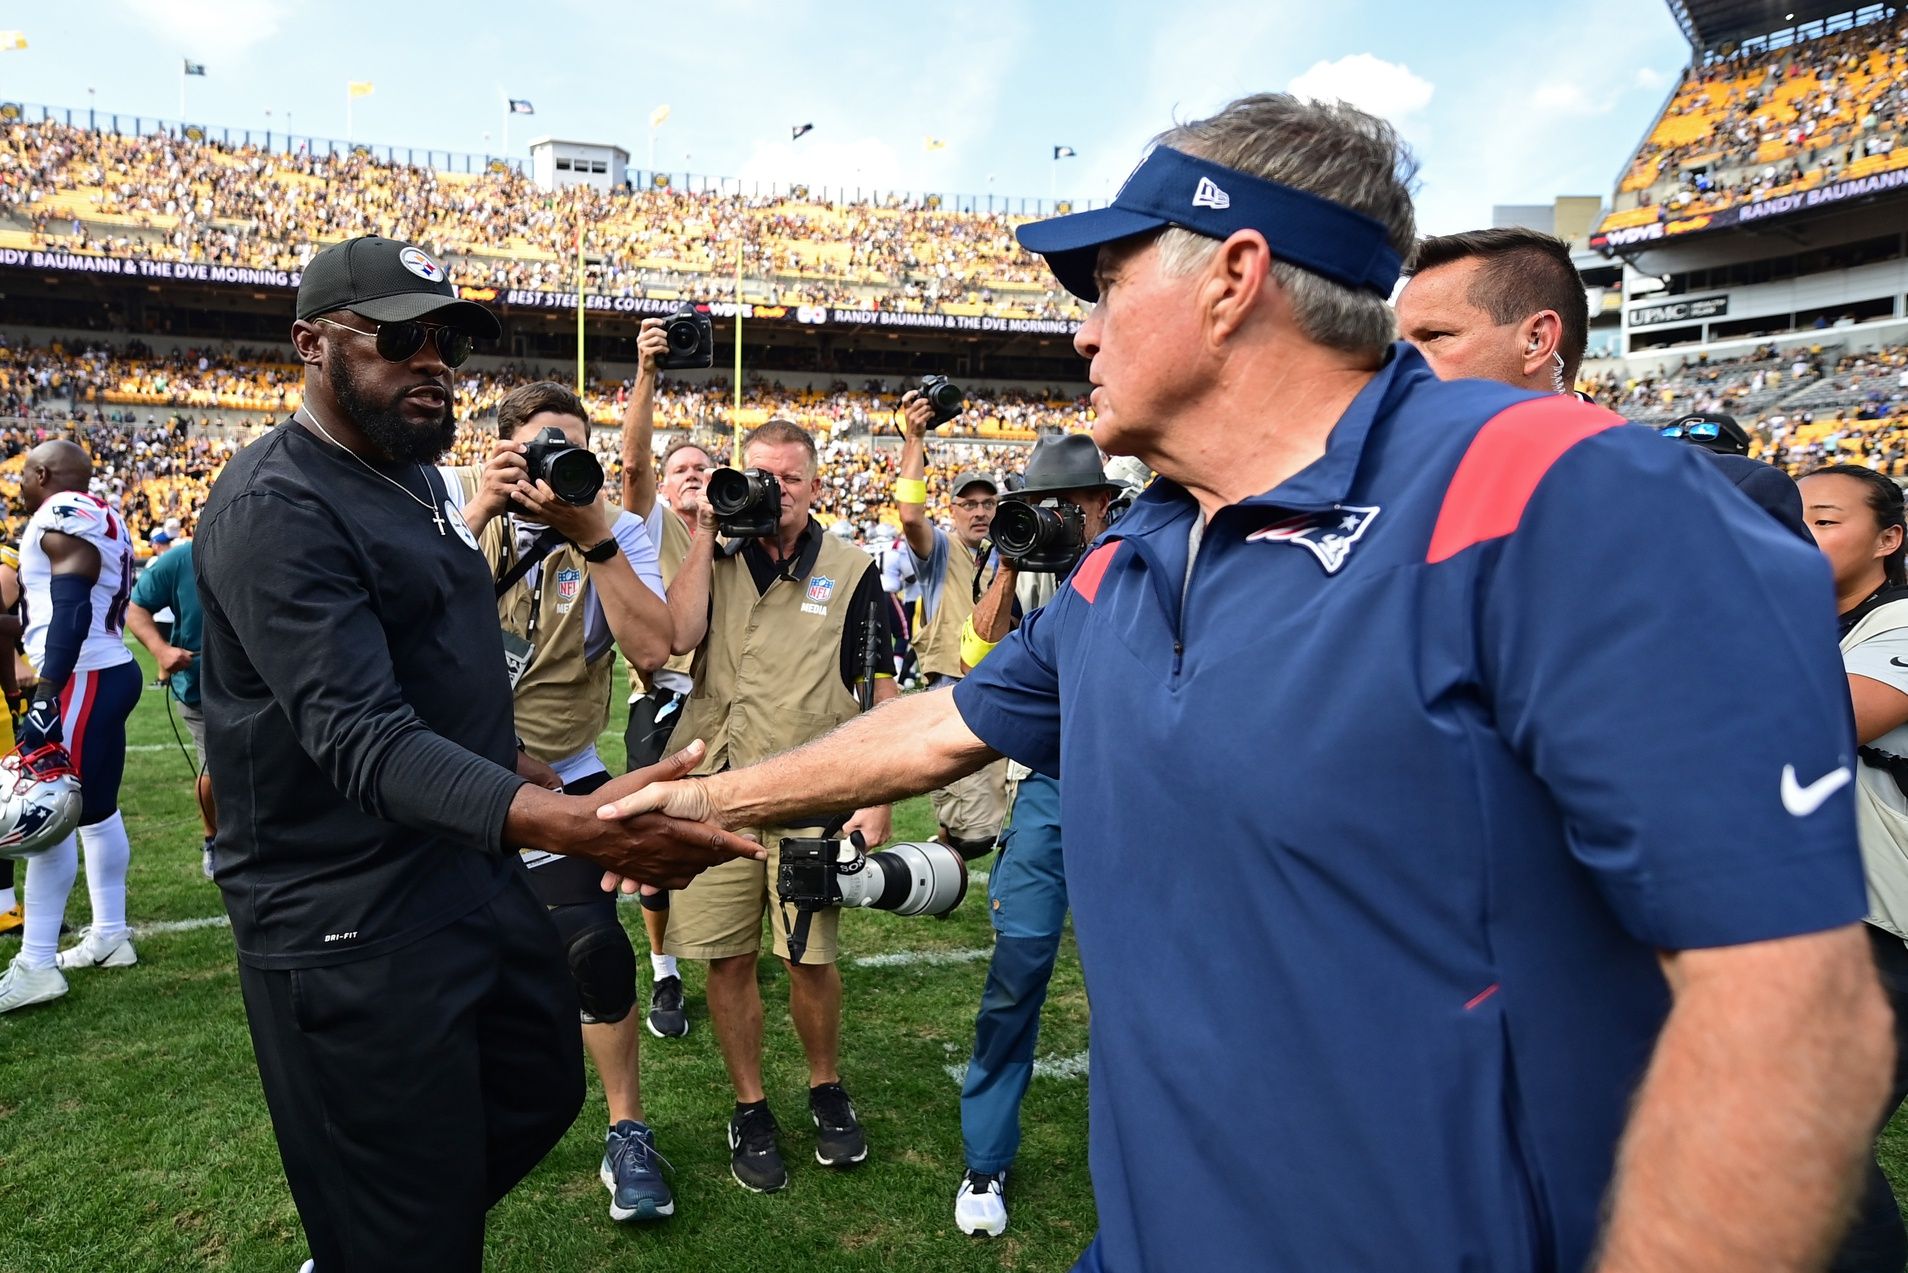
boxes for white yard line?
[944,1050,1089,1085]
[135,915,231,936]
[852,947,992,969]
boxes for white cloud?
[1288,54,1436,124]
[1633,66,1669,91]
[1530,80,1610,116]
[114,0,289,60]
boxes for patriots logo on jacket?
[1245,505,1380,574]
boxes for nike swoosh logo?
[1781,764,1852,817]
[1892,657,1908,668]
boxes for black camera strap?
[494,527,568,599]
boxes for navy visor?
[1016,145,1403,303]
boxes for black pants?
[1834,925,1908,1273]
[237,876,584,1273]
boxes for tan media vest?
[455,468,616,763]
[672,530,877,774]
[913,532,996,681]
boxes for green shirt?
[130,541,202,706]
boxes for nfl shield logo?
[555,567,583,601]
[806,575,836,604]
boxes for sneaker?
[727,1104,789,1193]
[55,926,138,970]
[0,904,22,936]
[0,958,67,1013]
[809,1082,868,1168]
[599,1120,675,1221]
[647,974,688,1038]
[955,1168,1008,1238]
[297,1261,315,1273]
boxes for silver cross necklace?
[298,406,446,535]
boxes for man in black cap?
[194,235,759,1273]
[952,433,1123,1240]
[1662,411,1812,542]
[893,391,1009,860]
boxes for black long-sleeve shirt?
[195,420,528,969]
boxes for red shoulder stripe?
[1071,541,1119,604]
[1425,397,1624,564]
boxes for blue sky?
[6,0,1694,233]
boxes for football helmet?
[0,745,83,860]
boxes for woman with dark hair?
[1800,461,1908,1273]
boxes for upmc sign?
[1628,295,1729,329]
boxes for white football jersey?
[21,491,137,673]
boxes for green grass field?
[0,647,1096,1272]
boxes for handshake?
[507,739,760,895]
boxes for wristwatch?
[580,537,618,563]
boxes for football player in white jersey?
[0,441,146,1014]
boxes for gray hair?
[1151,93,1418,358]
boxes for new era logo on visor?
[398,246,443,281]
[1192,177,1230,210]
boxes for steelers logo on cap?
[399,246,444,282]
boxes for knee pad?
[944,832,999,862]
[639,888,671,913]
[561,917,637,1025]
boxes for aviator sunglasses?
[313,315,475,368]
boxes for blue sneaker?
[599,1120,675,1221]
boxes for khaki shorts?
[664,825,840,966]
[931,758,1010,847]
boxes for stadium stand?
[1599,9,1908,234]
[0,120,1087,322]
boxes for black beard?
[327,357,456,464]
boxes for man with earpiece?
[1394,227,1589,398]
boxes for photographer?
[619,316,713,1040]
[894,391,1009,860]
[661,418,894,1195]
[952,433,1120,1240]
[448,378,679,1224]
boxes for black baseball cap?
[296,236,501,338]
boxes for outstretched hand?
[555,740,759,894]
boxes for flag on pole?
[649,104,670,128]
[347,81,374,98]
[0,31,27,51]
[508,98,535,115]
[183,59,207,76]
[1053,145,1076,160]
[924,137,947,152]
[791,122,813,141]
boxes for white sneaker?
[0,958,68,1013]
[298,1260,315,1273]
[955,1167,1008,1237]
[55,926,138,970]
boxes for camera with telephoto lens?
[991,495,1087,574]
[917,374,965,428]
[777,833,969,917]
[705,466,783,538]
[522,426,604,506]
[661,302,714,370]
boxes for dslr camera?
[917,374,965,428]
[991,495,1087,574]
[704,466,783,538]
[661,302,714,370]
[522,426,604,506]
[778,833,969,917]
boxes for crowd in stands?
[0,335,1074,547]
[1602,10,1908,232]
[0,120,1085,321]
